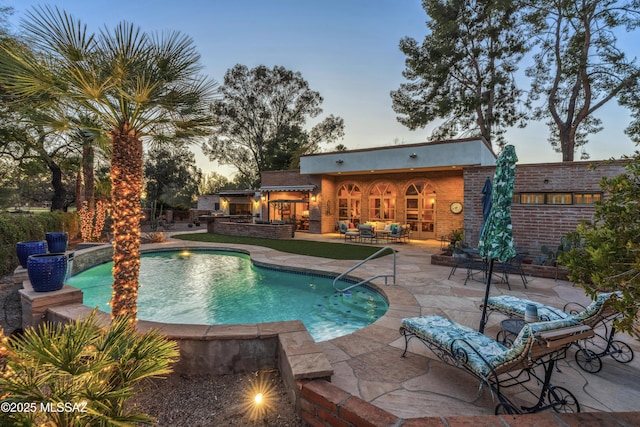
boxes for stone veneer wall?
[463,160,627,256]
[206,218,295,239]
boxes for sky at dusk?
[5,0,639,177]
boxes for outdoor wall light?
[336,159,344,164]
[410,153,417,158]
[311,195,316,202]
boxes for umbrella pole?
[479,258,495,334]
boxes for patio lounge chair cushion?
[486,295,570,321]
[401,315,579,377]
[571,292,621,322]
[486,292,621,323]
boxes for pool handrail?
[333,246,396,293]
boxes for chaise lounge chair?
[483,292,633,373]
[400,315,593,414]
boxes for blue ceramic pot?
[27,253,67,292]
[45,232,68,253]
[16,240,48,268]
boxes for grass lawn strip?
[172,233,393,260]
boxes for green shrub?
[559,151,640,338]
[0,311,179,426]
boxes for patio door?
[405,181,436,239]
[337,183,361,225]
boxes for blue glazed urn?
[16,240,48,268]
[45,231,68,253]
[27,253,67,292]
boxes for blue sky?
[5,1,639,175]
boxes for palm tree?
[0,6,216,319]
[0,311,179,426]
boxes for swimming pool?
[66,249,388,341]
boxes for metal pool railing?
[333,246,396,293]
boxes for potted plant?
[449,229,466,257]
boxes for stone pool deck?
[19,228,640,425]
[162,230,640,424]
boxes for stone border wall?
[205,217,295,239]
[45,304,332,407]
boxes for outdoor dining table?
[462,247,529,286]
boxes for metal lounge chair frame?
[399,315,593,414]
[385,224,410,243]
[357,224,378,244]
[483,292,634,373]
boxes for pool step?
[312,291,386,324]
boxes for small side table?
[498,318,526,346]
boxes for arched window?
[337,183,361,224]
[369,182,396,221]
[405,181,436,238]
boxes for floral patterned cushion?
[401,315,580,377]
[402,315,509,376]
[486,295,569,321]
[570,292,621,322]
[487,292,621,323]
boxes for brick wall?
[464,160,626,256]
[319,170,464,238]
[298,378,639,426]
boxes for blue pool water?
[66,250,388,341]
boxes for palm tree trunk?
[83,144,95,211]
[109,123,144,319]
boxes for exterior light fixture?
[311,195,316,202]
[336,159,344,164]
[410,153,417,158]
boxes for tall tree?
[144,145,202,208]
[391,0,528,149]
[71,119,109,212]
[0,109,77,211]
[525,0,640,161]
[203,64,344,188]
[198,171,231,195]
[0,6,216,319]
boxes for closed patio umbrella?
[478,145,518,333]
[479,177,492,240]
